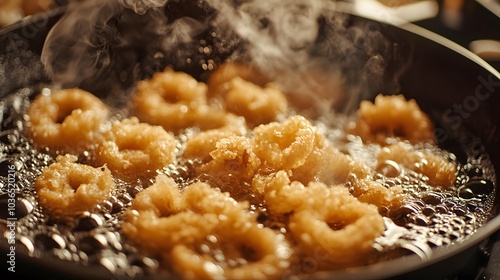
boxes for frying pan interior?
[0,3,499,280]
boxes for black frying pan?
[0,3,499,280]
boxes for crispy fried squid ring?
[183,108,247,162]
[263,172,384,264]
[207,63,287,127]
[34,154,114,216]
[174,182,290,280]
[25,88,108,152]
[123,175,290,279]
[196,136,262,201]
[122,175,215,252]
[251,115,317,170]
[94,118,177,178]
[289,198,384,264]
[348,178,405,210]
[349,94,435,144]
[290,135,371,185]
[252,115,370,185]
[261,171,307,214]
[132,68,207,133]
[200,136,261,181]
[171,224,290,280]
[223,77,288,127]
[377,144,456,188]
[207,62,270,98]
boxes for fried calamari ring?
[123,175,290,280]
[25,88,108,152]
[200,136,261,181]
[207,63,287,126]
[171,224,290,280]
[290,200,384,265]
[175,182,290,280]
[207,62,270,98]
[348,178,405,210]
[132,68,207,133]
[180,179,251,218]
[122,175,214,252]
[223,77,288,127]
[349,94,435,144]
[377,144,456,188]
[261,171,308,214]
[196,136,262,201]
[94,118,177,178]
[34,154,114,216]
[183,129,237,163]
[252,115,370,185]
[183,108,247,162]
[263,172,384,264]
[251,115,317,171]
[290,136,371,185]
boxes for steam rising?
[119,0,168,15]
[41,0,400,113]
[206,0,368,113]
[41,0,205,95]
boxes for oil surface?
[0,86,497,279]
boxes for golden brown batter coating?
[171,225,290,280]
[34,154,114,216]
[206,63,270,98]
[290,202,383,265]
[200,136,261,181]
[183,108,247,162]
[263,171,385,264]
[195,136,262,200]
[122,175,209,252]
[349,178,405,210]
[27,65,462,279]
[223,77,288,127]
[349,94,436,144]
[290,136,371,185]
[251,115,370,185]
[261,171,309,214]
[377,144,456,188]
[176,183,291,280]
[25,88,109,153]
[93,117,177,178]
[206,63,287,127]
[123,175,290,280]
[251,115,318,171]
[132,68,208,133]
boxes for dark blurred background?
[418,0,500,70]
[1,0,498,71]
[347,0,500,71]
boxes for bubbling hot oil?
[0,87,497,278]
